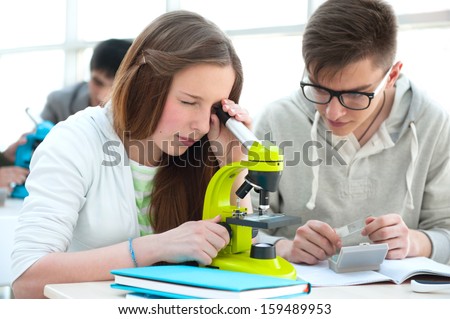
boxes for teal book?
[111,265,311,299]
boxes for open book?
[111,265,311,299]
[293,257,450,287]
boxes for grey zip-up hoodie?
[253,75,450,264]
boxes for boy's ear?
[388,61,403,88]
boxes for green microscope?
[202,104,300,280]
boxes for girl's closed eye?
[181,100,196,105]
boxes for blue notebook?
[111,265,310,299]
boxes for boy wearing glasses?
[254,0,450,265]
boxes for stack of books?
[111,265,311,299]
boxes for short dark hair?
[303,0,397,80]
[90,38,132,78]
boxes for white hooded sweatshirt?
[11,103,140,283]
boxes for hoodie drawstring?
[306,111,321,210]
[404,122,418,210]
[306,115,418,211]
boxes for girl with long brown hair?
[12,10,250,298]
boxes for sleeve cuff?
[421,229,450,264]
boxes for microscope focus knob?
[250,243,276,259]
[218,222,233,240]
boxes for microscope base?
[210,251,297,280]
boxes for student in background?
[0,135,28,192]
[253,0,450,265]
[40,38,132,124]
[12,10,250,298]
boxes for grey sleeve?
[420,116,450,265]
[422,230,450,264]
[40,101,58,123]
[40,91,62,124]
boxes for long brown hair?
[111,11,243,233]
[303,0,397,80]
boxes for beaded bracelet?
[128,237,138,267]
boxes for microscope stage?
[226,214,301,229]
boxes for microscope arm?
[201,104,298,279]
[203,161,252,254]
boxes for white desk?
[0,198,23,286]
[44,280,450,299]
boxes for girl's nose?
[190,109,211,135]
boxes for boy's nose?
[325,97,347,121]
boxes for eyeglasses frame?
[300,66,393,111]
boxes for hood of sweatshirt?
[294,74,421,210]
[89,101,120,141]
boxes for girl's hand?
[155,215,230,265]
[207,99,252,167]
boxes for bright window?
[231,35,303,117]
[0,0,449,150]
[179,0,308,30]
[0,51,65,140]
[77,0,166,41]
[0,1,66,49]
[388,0,449,14]
[397,27,450,107]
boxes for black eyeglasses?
[300,67,391,111]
